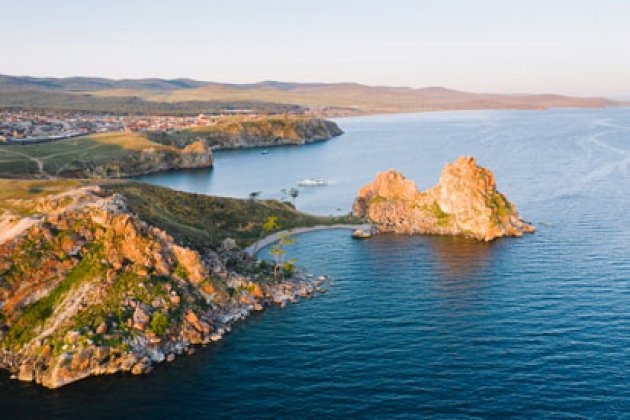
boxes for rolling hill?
[0,74,620,115]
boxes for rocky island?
[353,157,534,241]
[0,180,354,388]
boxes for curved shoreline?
[245,224,372,256]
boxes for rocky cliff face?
[0,186,319,388]
[148,117,343,149]
[60,140,213,178]
[353,157,534,241]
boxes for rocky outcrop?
[147,117,343,150]
[353,157,534,241]
[0,186,323,388]
[59,140,213,178]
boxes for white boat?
[298,178,328,186]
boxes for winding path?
[0,148,52,179]
[245,224,373,256]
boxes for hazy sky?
[3,0,629,96]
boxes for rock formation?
[352,157,534,241]
[0,186,321,388]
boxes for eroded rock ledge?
[352,157,534,241]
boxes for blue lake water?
[2,109,629,418]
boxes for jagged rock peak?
[352,156,535,241]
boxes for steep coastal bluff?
[66,140,214,178]
[353,157,534,241]
[147,116,343,149]
[0,181,347,388]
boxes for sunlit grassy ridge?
[0,132,172,178]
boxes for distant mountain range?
[0,74,623,115]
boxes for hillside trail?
[0,148,53,179]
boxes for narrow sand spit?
[245,224,372,256]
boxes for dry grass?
[0,179,86,202]
[0,178,93,215]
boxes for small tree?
[262,216,280,235]
[249,191,261,202]
[283,258,297,277]
[252,216,280,257]
[270,232,296,280]
[289,187,299,206]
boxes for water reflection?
[360,234,495,283]
[425,236,495,282]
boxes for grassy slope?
[103,182,357,249]
[0,132,171,178]
[0,178,357,250]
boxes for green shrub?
[173,264,188,281]
[282,261,296,277]
[369,195,386,205]
[150,311,170,335]
[431,202,450,226]
[487,194,510,218]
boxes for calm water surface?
[2,109,629,418]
